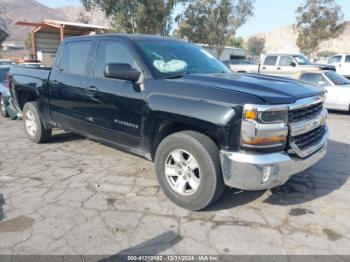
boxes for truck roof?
[263,53,304,56]
[64,34,187,43]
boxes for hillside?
[0,0,108,47]
[55,6,111,29]
[251,22,350,54]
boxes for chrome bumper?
[220,128,328,191]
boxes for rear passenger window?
[59,41,92,75]
[345,56,350,63]
[263,56,278,66]
[94,40,140,77]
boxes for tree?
[0,4,9,46]
[0,28,7,46]
[78,10,91,24]
[175,0,254,55]
[245,36,265,57]
[81,0,183,35]
[295,0,345,57]
[225,35,244,48]
[24,32,32,51]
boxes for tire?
[0,96,9,118]
[155,131,225,211]
[23,102,52,143]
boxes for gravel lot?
[0,112,349,255]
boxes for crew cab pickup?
[9,35,328,210]
[230,53,335,78]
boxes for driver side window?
[279,56,294,66]
[94,40,141,78]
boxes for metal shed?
[15,19,109,65]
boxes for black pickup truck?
[9,34,328,210]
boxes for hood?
[299,63,336,71]
[172,73,324,104]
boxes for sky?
[37,0,350,37]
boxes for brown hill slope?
[56,5,110,29]
[0,0,66,44]
[251,22,350,54]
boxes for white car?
[327,54,350,79]
[297,70,350,112]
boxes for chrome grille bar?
[287,95,328,158]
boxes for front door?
[84,38,147,152]
[328,55,343,75]
[277,56,298,78]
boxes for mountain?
[0,0,109,47]
[249,22,350,55]
[55,5,111,29]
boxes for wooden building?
[15,19,109,65]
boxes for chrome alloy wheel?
[0,97,6,115]
[25,110,37,137]
[164,149,201,196]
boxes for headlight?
[241,104,289,151]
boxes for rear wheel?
[155,131,225,211]
[0,96,9,118]
[23,102,52,143]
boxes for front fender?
[142,94,241,157]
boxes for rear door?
[49,39,94,132]
[260,55,278,75]
[84,37,147,152]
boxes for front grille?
[290,125,326,151]
[288,102,323,123]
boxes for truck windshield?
[293,55,310,65]
[137,41,231,77]
[325,71,350,85]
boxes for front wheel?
[155,131,225,211]
[23,102,52,143]
[0,96,9,118]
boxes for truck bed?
[9,66,52,113]
[10,66,51,80]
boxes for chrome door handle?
[88,86,98,92]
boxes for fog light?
[262,166,274,184]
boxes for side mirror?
[290,61,297,67]
[104,63,141,82]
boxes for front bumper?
[220,129,328,191]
